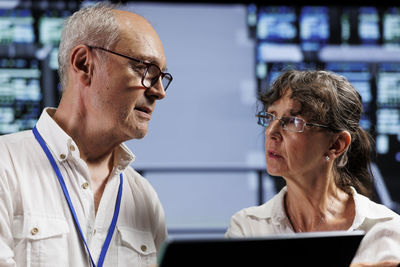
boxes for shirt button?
[93,229,96,235]
[31,227,39,235]
[70,145,75,151]
[60,154,66,159]
[141,245,147,252]
[82,182,89,189]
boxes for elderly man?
[0,3,171,267]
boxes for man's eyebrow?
[127,52,158,64]
[130,55,154,64]
[132,54,168,71]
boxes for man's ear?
[70,45,93,86]
[329,131,351,159]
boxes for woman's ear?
[70,45,93,86]
[329,131,351,159]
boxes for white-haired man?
[0,3,172,266]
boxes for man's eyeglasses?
[256,111,333,133]
[87,45,173,91]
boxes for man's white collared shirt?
[225,186,400,263]
[0,108,167,267]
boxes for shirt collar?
[35,107,136,169]
[244,186,396,231]
[113,143,136,171]
[350,186,395,230]
[245,186,289,225]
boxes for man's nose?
[146,78,166,100]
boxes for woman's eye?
[281,117,292,125]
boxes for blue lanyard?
[33,126,122,267]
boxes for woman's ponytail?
[336,126,374,198]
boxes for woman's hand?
[350,260,400,267]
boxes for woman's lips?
[268,150,283,159]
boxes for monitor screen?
[341,8,352,44]
[49,47,59,70]
[0,58,41,134]
[375,63,400,182]
[358,7,380,45]
[299,6,329,51]
[39,10,70,45]
[383,7,400,48]
[257,6,297,43]
[377,64,400,134]
[0,9,35,44]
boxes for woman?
[225,70,400,266]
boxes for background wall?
[123,3,268,236]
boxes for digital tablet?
[158,231,365,267]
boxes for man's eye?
[130,62,146,70]
[136,64,147,69]
[130,64,146,75]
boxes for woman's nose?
[265,119,282,140]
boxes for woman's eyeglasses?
[256,111,333,133]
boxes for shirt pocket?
[13,214,70,267]
[117,226,157,267]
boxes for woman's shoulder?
[232,187,287,221]
[353,189,400,219]
[352,188,400,233]
[352,193,400,262]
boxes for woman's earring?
[325,155,330,161]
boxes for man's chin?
[131,127,148,140]
[134,133,147,139]
[123,121,149,140]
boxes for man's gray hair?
[58,2,120,90]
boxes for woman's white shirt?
[225,186,400,263]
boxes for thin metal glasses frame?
[256,111,333,132]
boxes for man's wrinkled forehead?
[113,9,148,26]
[113,10,166,69]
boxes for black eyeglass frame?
[256,111,336,133]
[87,45,173,91]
